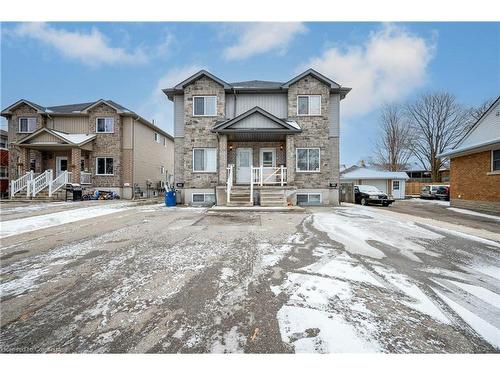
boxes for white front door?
[55,156,68,177]
[236,148,252,184]
[392,180,402,199]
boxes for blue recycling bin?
[165,190,176,206]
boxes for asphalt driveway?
[0,202,499,353]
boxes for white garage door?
[362,179,388,194]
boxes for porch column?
[218,134,228,184]
[70,148,81,183]
[286,135,295,184]
[19,147,30,175]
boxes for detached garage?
[340,167,409,199]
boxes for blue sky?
[1,22,498,164]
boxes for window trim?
[95,117,115,133]
[192,96,217,117]
[95,157,114,176]
[296,147,321,173]
[296,192,322,206]
[154,132,161,143]
[192,147,217,173]
[191,192,216,205]
[18,117,37,133]
[297,95,322,116]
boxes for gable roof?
[1,99,47,114]
[15,128,96,146]
[438,96,500,158]
[173,70,231,90]
[281,68,341,89]
[211,106,301,133]
[340,167,409,180]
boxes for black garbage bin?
[72,187,82,201]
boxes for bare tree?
[373,104,413,171]
[467,97,497,126]
[406,92,470,181]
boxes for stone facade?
[450,150,500,213]
[179,76,225,189]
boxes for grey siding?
[231,112,284,129]
[173,95,185,137]
[226,93,288,119]
[329,94,340,137]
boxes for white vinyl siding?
[297,95,321,116]
[192,193,216,205]
[96,117,114,133]
[193,96,217,116]
[96,157,114,175]
[297,193,322,206]
[18,117,37,133]
[193,148,217,172]
[296,148,320,172]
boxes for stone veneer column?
[218,134,228,184]
[70,148,81,183]
[286,135,295,184]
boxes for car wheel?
[382,203,389,207]
[361,198,367,206]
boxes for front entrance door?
[55,156,68,177]
[392,180,401,199]
[236,148,252,184]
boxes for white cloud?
[139,65,204,134]
[223,22,307,60]
[301,24,436,118]
[11,22,150,67]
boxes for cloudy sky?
[1,22,498,164]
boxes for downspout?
[131,115,138,200]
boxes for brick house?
[438,96,500,213]
[0,129,8,198]
[163,69,351,206]
[1,99,174,199]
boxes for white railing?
[10,171,33,197]
[31,170,52,197]
[81,172,91,184]
[226,164,234,203]
[252,166,287,186]
[49,170,69,197]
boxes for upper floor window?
[154,132,160,143]
[193,148,217,172]
[193,96,217,116]
[19,117,37,133]
[163,138,167,147]
[296,148,320,172]
[493,149,500,171]
[0,137,7,149]
[297,95,321,116]
[96,117,114,133]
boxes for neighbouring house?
[403,161,450,182]
[163,69,351,206]
[438,96,500,213]
[340,166,409,199]
[0,129,8,198]
[1,99,174,200]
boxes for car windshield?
[357,185,383,194]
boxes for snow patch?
[447,207,500,222]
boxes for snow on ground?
[0,201,76,213]
[408,198,450,206]
[0,203,136,238]
[447,207,500,222]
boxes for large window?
[193,96,217,116]
[493,149,500,171]
[96,117,114,133]
[296,148,320,172]
[192,193,216,205]
[193,148,217,172]
[297,95,321,116]
[18,117,37,133]
[96,157,114,175]
[297,193,322,206]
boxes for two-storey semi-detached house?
[163,69,351,206]
[1,99,174,199]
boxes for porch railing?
[10,171,33,197]
[252,166,287,186]
[80,172,92,184]
[49,170,69,197]
[31,170,52,197]
[226,164,234,203]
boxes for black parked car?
[435,185,450,201]
[354,185,395,207]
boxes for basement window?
[297,193,322,206]
[192,193,216,205]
